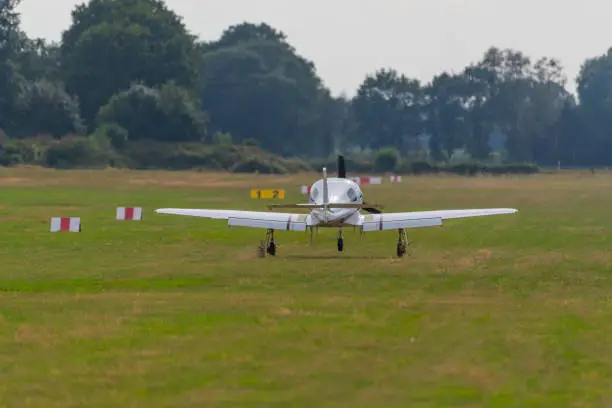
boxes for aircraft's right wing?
[358,208,517,231]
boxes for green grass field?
[2,167,612,407]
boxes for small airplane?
[155,155,518,257]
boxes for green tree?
[374,147,400,171]
[97,81,207,142]
[11,78,85,138]
[576,47,612,165]
[0,0,24,131]
[199,22,329,156]
[60,0,201,128]
[13,35,60,81]
[457,47,571,162]
[424,73,471,161]
[352,68,424,153]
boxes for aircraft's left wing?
[358,208,517,231]
[155,208,311,231]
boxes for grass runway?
[1,167,612,407]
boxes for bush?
[445,162,485,176]
[0,141,36,165]
[10,79,86,138]
[44,135,113,168]
[278,157,312,173]
[243,138,259,147]
[121,141,220,170]
[392,159,538,176]
[97,82,208,142]
[0,136,53,165]
[374,147,400,172]
[395,160,439,174]
[500,162,539,174]
[94,122,129,149]
[230,157,288,174]
[213,131,233,145]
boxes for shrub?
[121,141,221,170]
[278,157,312,173]
[97,82,207,142]
[94,123,129,149]
[213,131,233,145]
[44,135,112,168]
[10,79,86,138]
[396,160,439,174]
[0,141,35,165]
[445,162,485,176]
[243,138,259,147]
[374,147,400,172]
[230,157,288,174]
[0,136,53,165]
[501,163,539,174]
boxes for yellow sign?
[250,189,285,199]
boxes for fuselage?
[308,177,363,226]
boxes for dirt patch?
[0,217,24,222]
[0,177,31,186]
[514,251,566,269]
[274,307,316,317]
[128,177,265,189]
[235,246,262,260]
[430,363,499,388]
[452,248,494,270]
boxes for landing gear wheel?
[259,229,276,257]
[267,240,276,256]
[396,242,406,257]
[396,228,408,258]
[337,238,344,252]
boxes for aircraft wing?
[359,208,517,231]
[155,208,311,231]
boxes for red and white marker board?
[390,175,402,183]
[301,185,311,194]
[116,207,142,220]
[50,217,81,232]
[350,176,382,185]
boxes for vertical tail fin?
[322,166,329,222]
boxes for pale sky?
[16,0,612,97]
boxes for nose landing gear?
[337,228,343,252]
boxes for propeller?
[337,154,382,214]
[338,154,346,178]
[362,206,382,214]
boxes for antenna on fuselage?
[322,167,329,222]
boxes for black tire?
[396,243,405,257]
[267,241,276,256]
[337,238,344,252]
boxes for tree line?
[0,0,610,173]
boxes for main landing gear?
[258,227,409,258]
[258,228,276,257]
[397,228,408,257]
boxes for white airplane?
[155,156,518,257]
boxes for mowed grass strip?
[2,167,612,407]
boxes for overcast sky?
[16,0,612,96]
